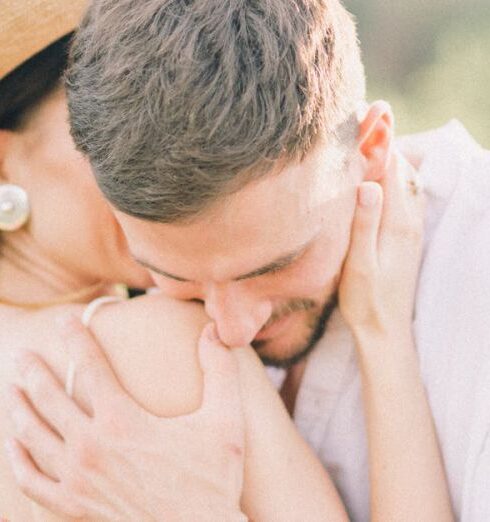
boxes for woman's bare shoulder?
[5,293,209,418]
[87,293,209,416]
[0,295,208,520]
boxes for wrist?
[352,326,417,374]
[352,322,414,349]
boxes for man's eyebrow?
[132,258,190,282]
[234,248,306,281]
[131,240,313,283]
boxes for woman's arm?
[6,294,348,521]
[92,294,348,520]
[6,299,246,521]
[235,345,348,522]
[356,330,453,521]
[339,157,454,521]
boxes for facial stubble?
[252,292,338,369]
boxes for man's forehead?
[120,176,340,250]
[116,142,351,268]
[217,144,348,224]
[119,201,321,268]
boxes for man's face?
[116,142,363,367]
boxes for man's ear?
[357,100,394,182]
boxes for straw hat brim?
[0,0,87,80]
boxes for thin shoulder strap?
[65,295,124,397]
[81,295,124,327]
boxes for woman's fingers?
[378,153,423,246]
[6,384,63,479]
[193,324,245,462]
[13,351,86,438]
[4,438,83,519]
[195,323,243,423]
[339,182,384,327]
[58,313,129,414]
[346,182,383,270]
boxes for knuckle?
[391,221,422,242]
[29,377,50,404]
[11,410,32,442]
[21,356,43,386]
[226,443,243,458]
[71,435,101,474]
[58,500,86,521]
[14,464,33,494]
[23,364,50,401]
[97,402,130,439]
[217,418,242,440]
[64,472,90,498]
[403,228,423,246]
[345,261,371,280]
[73,358,94,381]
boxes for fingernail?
[359,183,379,208]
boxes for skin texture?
[0,88,355,520]
[3,301,349,521]
[0,88,453,520]
[113,104,396,370]
[0,88,152,307]
[339,153,454,522]
[0,87,146,519]
[115,136,364,367]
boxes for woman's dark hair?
[0,33,72,130]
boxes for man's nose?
[204,283,271,347]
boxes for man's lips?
[254,313,296,341]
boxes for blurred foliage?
[344,0,490,147]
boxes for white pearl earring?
[0,184,30,231]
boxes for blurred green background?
[344,0,490,147]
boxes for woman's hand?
[5,316,349,522]
[339,153,425,341]
[4,315,348,522]
[4,317,246,521]
[337,154,454,522]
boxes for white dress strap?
[65,295,125,398]
[81,295,124,327]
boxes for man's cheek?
[299,247,345,294]
[273,261,336,297]
[301,270,337,296]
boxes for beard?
[251,291,338,369]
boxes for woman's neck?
[0,230,104,306]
